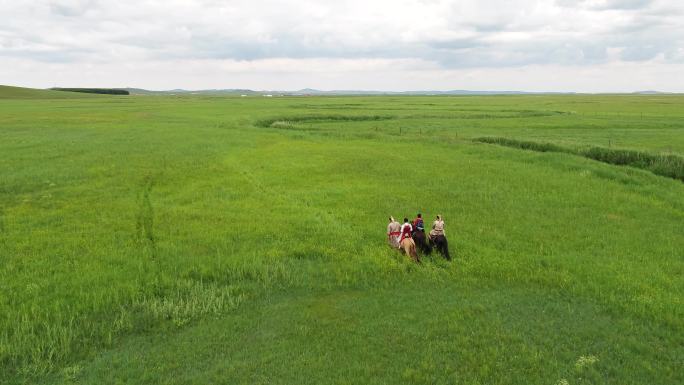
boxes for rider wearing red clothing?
[400,218,413,241]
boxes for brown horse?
[400,238,420,263]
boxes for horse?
[412,230,431,256]
[430,234,451,261]
[400,238,420,263]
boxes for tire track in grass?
[0,204,4,234]
[135,175,156,256]
[0,205,5,261]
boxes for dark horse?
[430,235,451,261]
[412,230,431,256]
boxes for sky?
[1,0,683,92]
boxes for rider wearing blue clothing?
[412,213,425,233]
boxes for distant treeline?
[474,136,684,182]
[51,88,130,95]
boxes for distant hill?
[1,85,675,99]
[123,88,579,96]
[0,85,102,99]
[289,89,576,95]
[123,88,260,96]
[632,90,671,95]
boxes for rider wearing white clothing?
[429,215,445,240]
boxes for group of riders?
[387,214,450,263]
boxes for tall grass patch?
[474,136,684,181]
[254,114,395,128]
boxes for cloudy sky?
[1,0,683,91]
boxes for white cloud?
[0,0,683,91]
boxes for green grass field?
[1,86,682,384]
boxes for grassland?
[1,87,682,384]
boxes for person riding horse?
[412,213,424,232]
[429,215,450,260]
[399,218,419,262]
[387,216,401,249]
[412,213,430,255]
